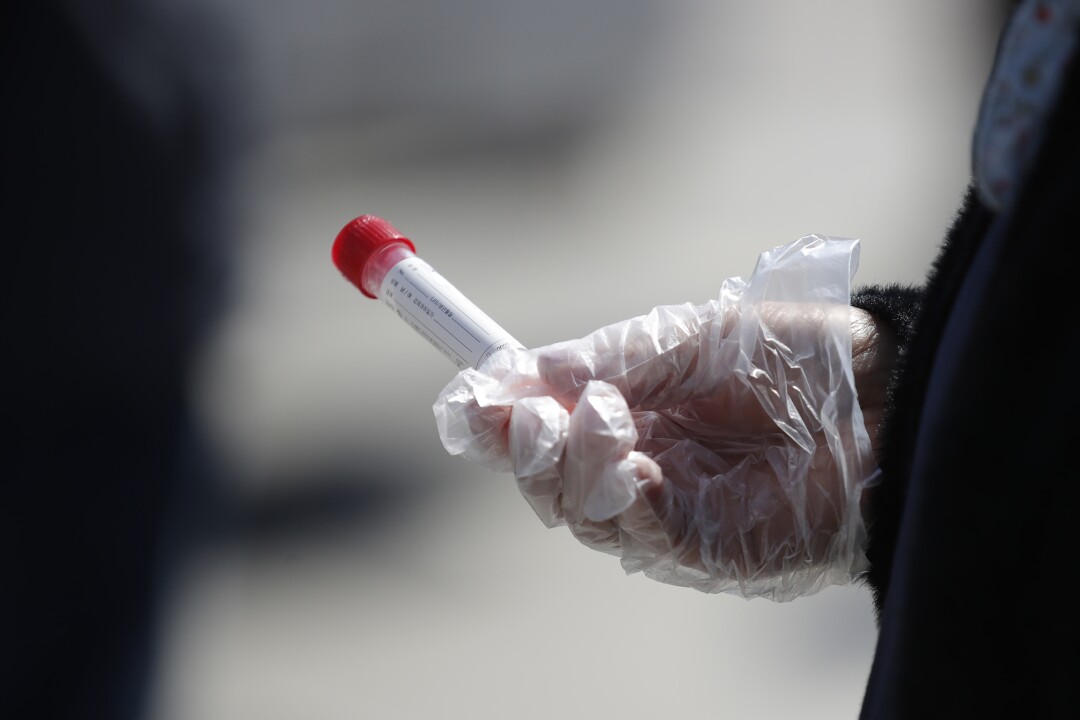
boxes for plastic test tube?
[331,215,525,370]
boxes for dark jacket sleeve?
[856,20,1080,717]
[850,284,923,348]
[849,186,995,614]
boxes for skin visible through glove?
[444,300,898,595]
[587,306,896,583]
[544,305,892,580]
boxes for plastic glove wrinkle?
[433,235,879,601]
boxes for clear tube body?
[364,243,524,370]
[360,242,415,298]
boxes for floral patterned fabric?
[973,0,1080,211]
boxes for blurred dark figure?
[2,3,235,718]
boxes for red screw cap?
[331,215,416,298]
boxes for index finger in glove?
[562,380,641,524]
[435,344,546,472]
[561,381,684,559]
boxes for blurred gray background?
[135,1,1007,718]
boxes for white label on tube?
[380,257,524,370]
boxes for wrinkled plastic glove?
[433,235,879,601]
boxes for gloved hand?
[434,235,886,601]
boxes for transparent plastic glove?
[433,235,879,601]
